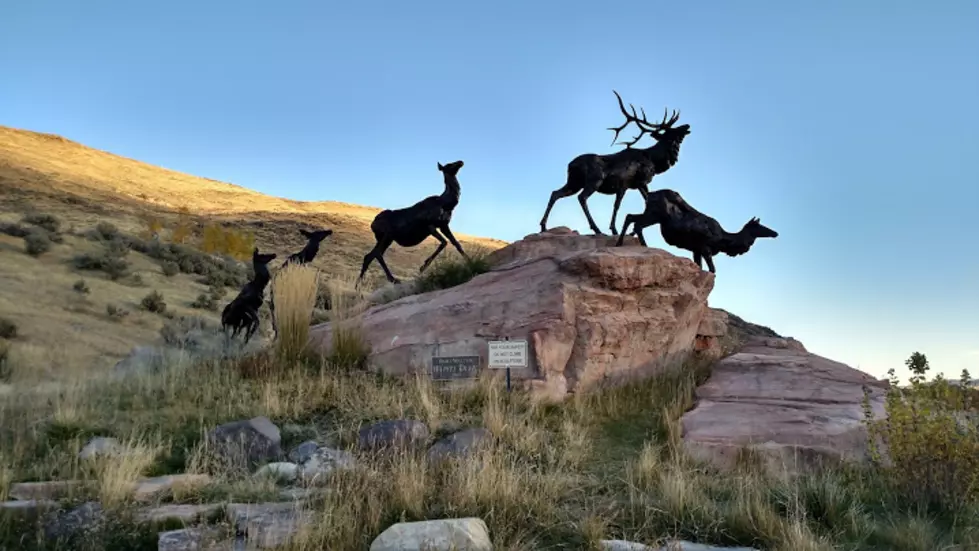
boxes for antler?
[607,90,680,148]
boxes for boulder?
[358,419,430,452]
[288,440,320,464]
[309,227,715,402]
[254,462,299,484]
[206,416,282,468]
[427,428,493,464]
[369,517,492,551]
[298,446,356,484]
[78,436,122,460]
[681,337,887,473]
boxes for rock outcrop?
[680,336,888,473]
[309,227,716,401]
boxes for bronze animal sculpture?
[269,228,333,339]
[540,90,691,236]
[616,189,778,273]
[357,160,470,285]
[221,248,278,343]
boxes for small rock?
[427,428,492,464]
[358,419,430,452]
[132,474,211,501]
[600,542,654,551]
[288,440,320,464]
[299,447,355,484]
[207,417,282,468]
[369,517,492,551]
[599,541,760,551]
[158,526,232,551]
[135,503,223,525]
[228,502,313,549]
[0,499,58,520]
[8,480,86,501]
[78,437,122,460]
[254,462,299,483]
[42,501,103,542]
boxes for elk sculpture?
[221,248,278,344]
[539,90,691,236]
[616,189,778,274]
[268,228,333,339]
[357,160,470,286]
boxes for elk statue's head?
[607,90,690,148]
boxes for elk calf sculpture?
[221,248,278,344]
[357,160,470,285]
[269,228,333,339]
[540,90,691,236]
[616,189,778,274]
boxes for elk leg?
[635,228,648,247]
[577,187,604,235]
[703,254,717,274]
[693,252,703,269]
[357,236,398,285]
[616,214,635,246]
[419,227,447,273]
[539,185,577,233]
[634,187,648,237]
[609,189,625,235]
[439,224,469,261]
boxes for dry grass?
[271,263,320,364]
[2,333,976,550]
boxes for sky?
[1,0,977,382]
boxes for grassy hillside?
[0,125,506,379]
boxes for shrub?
[23,228,52,256]
[0,339,10,382]
[0,222,29,238]
[140,291,167,314]
[415,249,492,294]
[21,212,61,233]
[863,352,979,509]
[106,304,129,320]
[129,273,145,287]
[160,315,211,348]
[72,238,130,280]
[190,293,217,311]
[271,264,319,363]
[160,261,179,277]
[0,318,17,339]
[88,221,120,241]
[73,279,91,294]
[200,223,255,261]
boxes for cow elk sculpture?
[221,248,278,344]
[539,90,691,236]
[357,160,470,286]
[269,228,333,339]
[616,189,778,274]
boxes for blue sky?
[2,1,977,381]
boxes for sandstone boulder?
[309,227,715,401]
[681,337,887,473]
[369,517,493,551]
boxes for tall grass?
[325,273,371,369]
[271,263,319,364]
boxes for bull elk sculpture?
[539,90,692,236]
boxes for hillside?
[0,125,506,379]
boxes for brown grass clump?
[271,263,320,364]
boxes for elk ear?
[437,162,444,171]
[299,229,312,238]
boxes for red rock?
[309,228,715,401]
[680,337,887,473]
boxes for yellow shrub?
[271,263,319,364]
[138,215,165,240]
[863,353,979,508]
[199,223,255,260]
